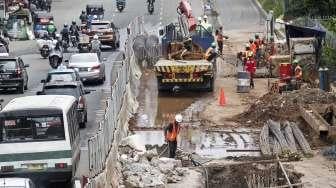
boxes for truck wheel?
[206,78,214,92]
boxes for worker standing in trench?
[164,114,183,158]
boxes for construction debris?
[260,120,312,157]
[118,136,204,187]
[236,88,336,127]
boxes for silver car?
[0,178,36,188]
[68,53,106,83]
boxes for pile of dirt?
[234,88,336,127]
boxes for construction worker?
[249,38,256,55]
[205,42,218,71]
[202,15,212,33]
[164,114,182,158]
[292,59,302,80]
[215,27,228,55]
[245,54,257,88]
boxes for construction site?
[84,0,336,187]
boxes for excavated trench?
[205,162,303,188]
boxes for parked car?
[88,20,120,49]
[0,178,36,188]
[37,81,90,128]
[67,53,105,83]
[0,44,9,57]
[0,56,29,93]
[41,64,81,84]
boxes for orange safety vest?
[166,123,180,141]
[250,43,257,54]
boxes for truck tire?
[206,77,214,92]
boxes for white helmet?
[175,114,183,123]
[93,15,98,19]
[93,35,99,39]
[203,15,208,19]
[197,17,202,22]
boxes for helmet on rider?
[255,33,259,39]
[93,35,99,40]
[82,10,85,14]
[211,42,216,48]
[55,34,61,39]
[93,15,98,20]
[249,38,254,43]
[49,20,54,24]
[72,20,76,25]
[64,23,68,28]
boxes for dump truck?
[155,0,215,92]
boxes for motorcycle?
[49,48,63,69]
[116,0,125,12]
[62,38,69,52]
[37,38,55,59]
[41,45,50,59]
[148,2,154,15]
[70,34,78,48]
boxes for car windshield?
[87,7,103,14]
[47,73,76,82]
[70,54,98,63]
[0,115,65,143]
[0,60,16,70]
[91,23,109,30]
[43,86,80,98]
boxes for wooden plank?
[299,105,328,133]
[277,155,292,188]
[309,104,330,131]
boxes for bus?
[0,95,80,186]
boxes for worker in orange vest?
[292,60,302,80]
[164,114,182,158]
[249,38,256,55]
[245,55,257,88]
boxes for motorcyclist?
[54,34,62,51]
[47,20,57,38]
[70,20,80,41]
[90,35,101,59]
[60,23,70,44]
[147,0,155,4]
[79,10,87,24]
[41,32,51,40]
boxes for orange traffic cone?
[219,88,226,106]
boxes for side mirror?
[64,60,69,63]
[159,29,164,36]
[84,89,91,94]
[40,79,46,83]
[24,64,29,68]
[36,91,44,95]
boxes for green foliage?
[323,18,336,34]
[285,0,336,18]
[258,0,283,18]
[322,45,336,68]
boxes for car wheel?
[18,82,24,94]
[84,112,88,123]
[24,80,28,90]
[79,122,86,128]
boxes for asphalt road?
[1,0,186,186]
[215,0,264,31]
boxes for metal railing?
[85,16,144,187]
